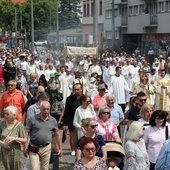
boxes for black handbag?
[56,91,63,102]
[28,142,39,153]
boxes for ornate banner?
[65,46,98,56]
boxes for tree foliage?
[59,0,82,30]
[0,0,81,40]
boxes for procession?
[1,0,170,169]
[0,44,169,170]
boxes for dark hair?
[38,75,48,88]
[137,91,146,98]
[37,92,50,101]
[73,83,83,90]
[80,94,91,103]
[16,82,21,90]
[79,137,98,150]
[96,75,103,81]
[149,110,167,127]
[115,66,121,71]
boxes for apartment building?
[82,0,170,54]
[82,0,104,48]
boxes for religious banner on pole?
[64,46,98,56]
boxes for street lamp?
[31,0,34,52]
[112,0,115,51]
[93,0,98,47]
[56,0,59,49]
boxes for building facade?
[82,0,170,55]
[82,0,104,49]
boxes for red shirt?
[0,90,26,121]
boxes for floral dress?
[73,157,107,170]
[124,138,149,170]
[0,121,27,170]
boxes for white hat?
[90,77,96,83]
[159,55,163,59]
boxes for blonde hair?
[81,117,96,127]
[140,103,153,119]
[98,106,111,119]
[126,121,144,141]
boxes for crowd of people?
[0,47,170,170]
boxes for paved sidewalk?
[58,133,75,169]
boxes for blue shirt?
[155,139,170,170]
[99,103,124,124]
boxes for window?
[106,31,112,39]
[105,10,112,19]
[87,3,89,16]
[114,9,118,17]
[115,31,119,40]
[134,5,138,15]
[129,6,133,15]
[83,3,86,17]
[166,1,170,11]
[99,0,102,15]
[139,4,145,14]
[159,2,165,12]
[91,2,93,16]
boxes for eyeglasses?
[139,99,147,102]
[102,112,110,115]
[99,89,105,91]
[84,147,96,152]
[90,124,98,128]
[7,84,14,87]
[86,101,91,104]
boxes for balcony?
[115,0,128,5]
[137,14,158,27]
[115,16,128,28]
[141,0,157,1]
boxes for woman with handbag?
[73,94,96,139]
[0,106,27,169]
[144,110,170,170]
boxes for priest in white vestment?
[60,68,73,104]
[109,66,131,112]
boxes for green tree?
[0,0,82,39]
[0,1,20,33]
[59,0,82,30]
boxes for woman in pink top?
[96,106,121,143]
[143,110,170,170]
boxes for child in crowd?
[106,157,120,170]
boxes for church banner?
[65,46,98,56]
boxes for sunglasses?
[84,147,96,152]
[139,99,147,102]
[86,101,91,104]
[7,84,14,87]
[99,89,105,91]
[90,124,98,128]
[156,117,164,121]
[102,112,110,115]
